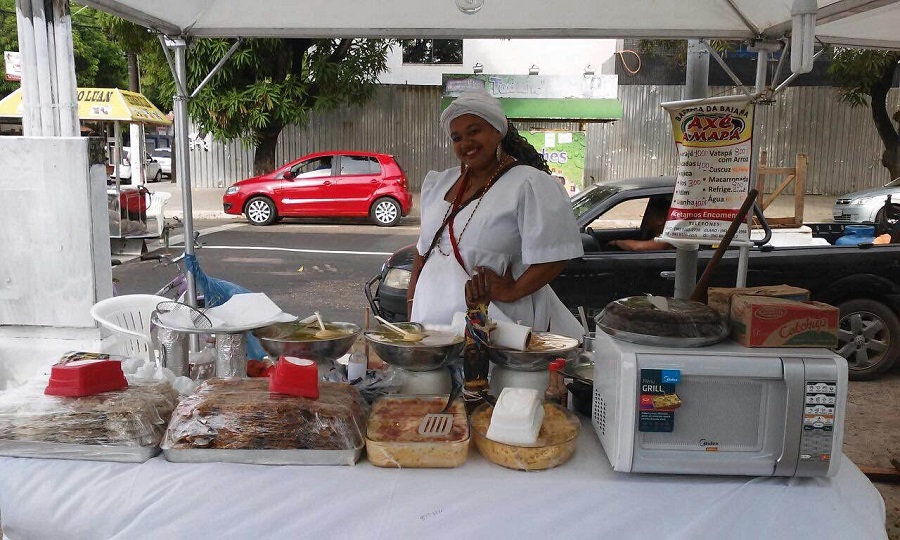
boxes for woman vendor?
[406,89,584,339]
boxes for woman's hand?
[465,266,506,309]
[466,262,566,305]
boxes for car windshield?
[570,184,620,219]
[152,149,170,158]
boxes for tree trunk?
[870,61,900,181]
[253,121,285,176]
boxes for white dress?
[410,165,585,339]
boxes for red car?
[222,151,413,226]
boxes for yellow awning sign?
[0,87,171,126]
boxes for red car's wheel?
[245,196,278,226]
[370,197,401,227]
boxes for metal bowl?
[253,321,361,362]
[488,332,581,372]
[363,324,464,372]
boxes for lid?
[595,295,729,347]
[268,355,319,399]
[44,359,128,397]
[367,395,469,443]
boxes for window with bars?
[401,39,463,65]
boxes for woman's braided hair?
[499,122,551,174]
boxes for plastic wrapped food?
[470,402,580,471]
[366,395,469,468]
[595,296,729,347]
[0,379,178,454]
[162,378,366,452]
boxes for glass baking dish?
[365,394,469,468]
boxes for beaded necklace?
[436,155,512,257]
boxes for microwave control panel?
[800,381,837,464]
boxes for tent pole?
[737,41,779,287]
[672,39,709,299]
[169,38,199,314]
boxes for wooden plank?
[794,153,808,226]
[859,466,900,483]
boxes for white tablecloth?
[0,425,886,540]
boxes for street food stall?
[3,0,900,538]
[0,87,172,254]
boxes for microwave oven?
[591,331,847,477]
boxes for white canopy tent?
[76,0,900,48]
[76,0,900,304]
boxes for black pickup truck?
[366,176,900,380]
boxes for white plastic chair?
[145,191,172,237]
[90,294,170,362]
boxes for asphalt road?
[112,219,420,326]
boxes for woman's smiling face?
[449,114,503,173]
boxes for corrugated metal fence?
[188,84,899,195]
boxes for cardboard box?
[730,295,838,348]
[708,285,810,318]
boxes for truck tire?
[244,196,278,226]
[370,197,401,227]
[836,299,900,380]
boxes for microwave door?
[631,352,787,476]
[772,357,805,476]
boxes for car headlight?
[382,268,411,289]
[852,197,873,205]
[225,186,240,195]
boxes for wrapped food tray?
[163,443,363,465]
[0,439,159,463]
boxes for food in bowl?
[470,402,580,471]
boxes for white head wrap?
[440,90,508,138]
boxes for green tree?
[829,49,900,181]
[147,38,391,175]
[0,2,128,99]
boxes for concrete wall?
[0,137,113,388]
[379,39,617,86]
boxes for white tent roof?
[81,0,900,49]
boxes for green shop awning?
[440,97,623,122]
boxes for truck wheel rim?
[248,201,270,223]
[375,201,397,224]
[837,311,890,371]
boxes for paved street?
[112,220,419,326]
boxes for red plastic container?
[269,356,319,399]
[44,359,128,397]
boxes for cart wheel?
[245,196,277,226]
[836,299,900,380]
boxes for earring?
[496,145,503,162]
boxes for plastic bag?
[184,254,268,360]
[323,363,404,404]
[0,378,179,448]
[161,378,367,452]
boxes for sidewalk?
[146,181,837,223]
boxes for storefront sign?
[660,96,755,244]
[4,51,21,82]
[520,130,586,193]
[442,73,617,100]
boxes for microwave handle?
[774,357,804,476]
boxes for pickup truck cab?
[367,176,900,380]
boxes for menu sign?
[660,96,755,244]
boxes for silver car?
[832,177,900,223]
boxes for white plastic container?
[486,387,544,445]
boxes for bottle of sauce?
[545,358,568,407]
